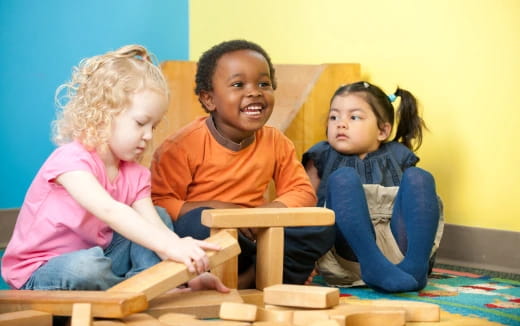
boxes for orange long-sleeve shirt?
[151,116,316,220]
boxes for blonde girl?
[1,45,226,291]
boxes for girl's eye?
[351,115,361,121]
[136,120,145,126]
[329,115,338,121]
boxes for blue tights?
[328,167,439,292]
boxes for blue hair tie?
[388,93,397,103]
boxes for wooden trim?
[436,224,520,274]
[0,209,17,248]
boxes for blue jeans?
[156,206,335,284]
[21,212,173,290]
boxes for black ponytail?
[392,87,426,151]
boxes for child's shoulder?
[159,117,209,147]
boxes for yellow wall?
[190,0,520,232]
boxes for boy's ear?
[199,91,216,112]
[378,122,392,141]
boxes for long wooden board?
[0,291,147,318]
[108,230,241,301]
[201,208,335,228]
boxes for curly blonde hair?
[53,44,168,150]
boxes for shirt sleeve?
[272,132,317,207]
[41,143,101,183]
[302,141,329,178]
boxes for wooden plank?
[219,302,257,322]
[263,285,339,309]
[121,313,165,325]
[256,307,293,323]
[71,303,92,326]
[344,310,405,326]
[341,299,440,322]
[156,320,250,326]
[210,228,238,289]
[147,289,244,319]
[238,289,264,307]
[256,227,284,290]
[108,230,241,300]
[0,290,147,318]
[0,310,52,326]
[157,312,197,324]
[201,208,335,228]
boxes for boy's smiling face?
[200,49,275,144]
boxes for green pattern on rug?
[315,268,520,326]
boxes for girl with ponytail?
[303,81,443,293]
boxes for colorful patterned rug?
[316,268,520,326]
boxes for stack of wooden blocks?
[0,208,441,325]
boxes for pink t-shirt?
[1,141,151,289]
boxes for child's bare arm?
[57,170,220,274]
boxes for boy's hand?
[239,227,258,242]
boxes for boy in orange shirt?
[151,40,334,287]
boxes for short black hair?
[195,39,277,97]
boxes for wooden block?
[0,290,147,318]
[238,289,264,307]
[0,310,52,326]
[71,303,92,326]
[309,321,340,326]
[344,311,405,326]
[201,208,335,228]
[341,299,440,322]
[147,289,244,319]
[252,322,292,326]
[292,310,332,326]
[152,320,250,326]
[219,302,257,322]
[263,285,339,309]
[256,307,293,323]
[108,230,241,300]
[157,312,197,324]
[92,321,125,326]
[121,313,164,325]
[210,228,238,289]
[256,227,284,290]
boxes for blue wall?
[0,0,189,208]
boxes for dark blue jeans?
[156,206,334,284]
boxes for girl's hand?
[167,237,221,274]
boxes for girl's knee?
[403,167,434,184]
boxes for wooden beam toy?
[0,309,52,326]
[108,230,241,301]
[201,208,335,228]
[146,289,244,320]
[0,290,147,318]
[202,208,335,289]
[263,285,339,309]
